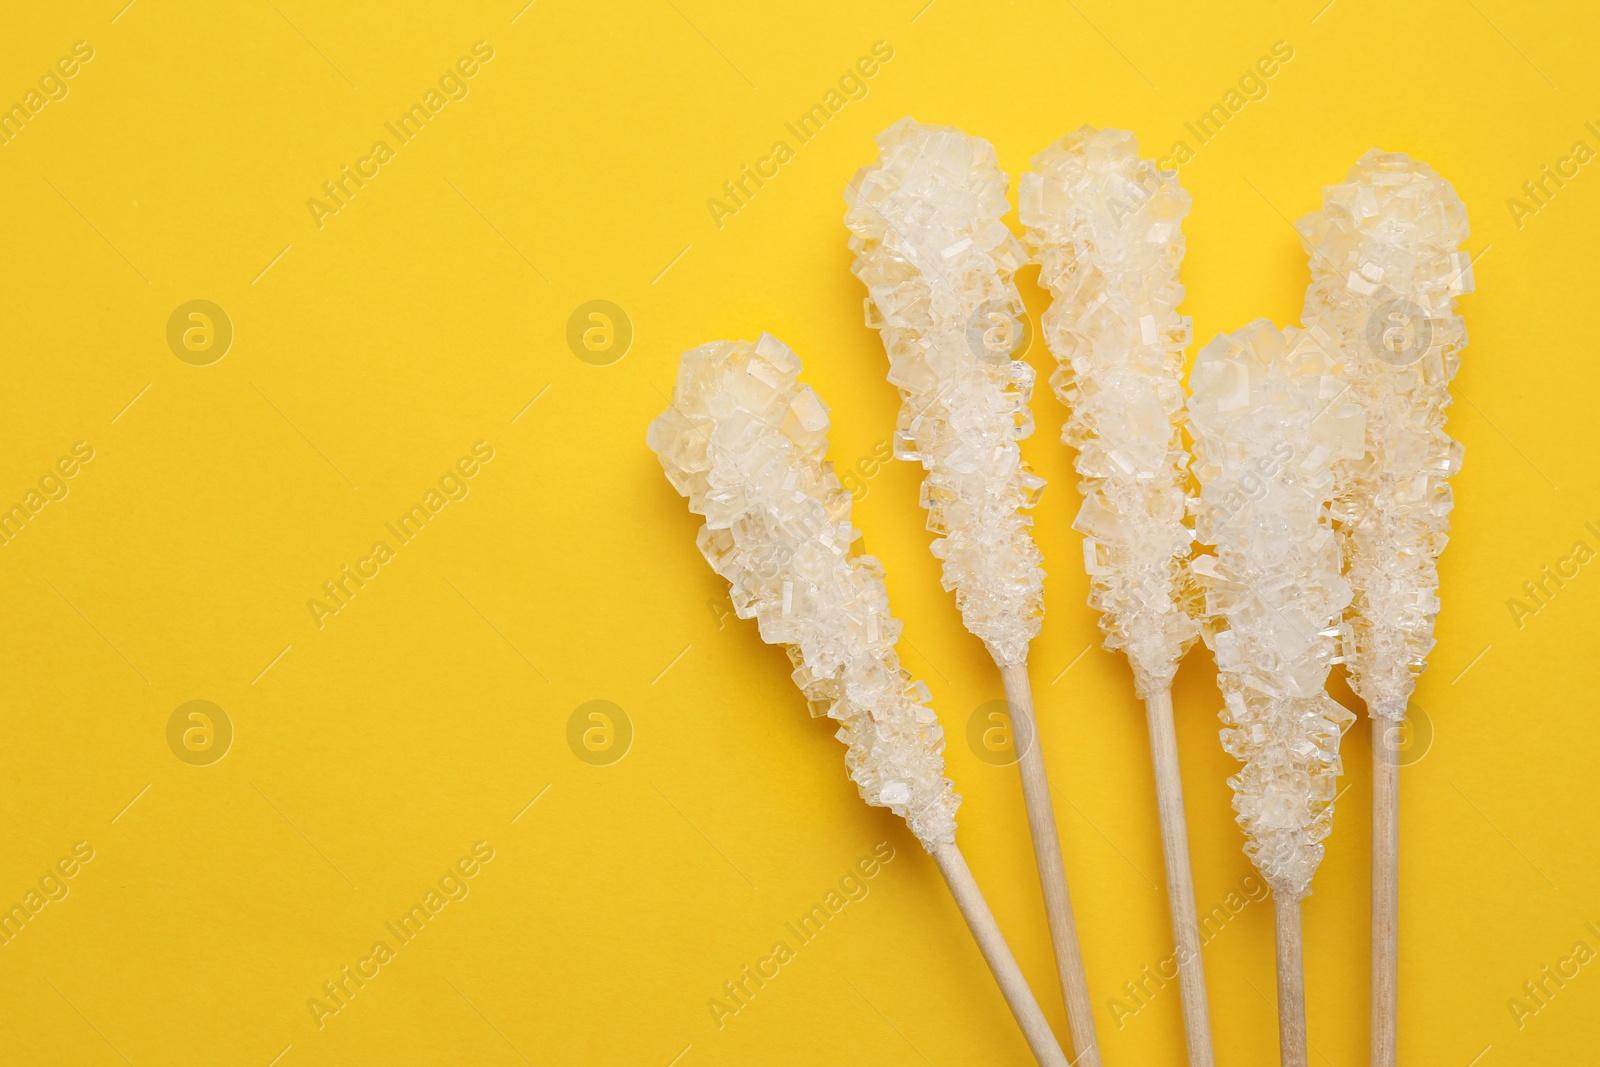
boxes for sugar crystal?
[1189,321,1358,900]
[648,335,960,849]
[1297,150,1472,719]
[1020,127,1201,696]
[844,118,1046,667]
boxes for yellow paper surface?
[0,1,1594,1063]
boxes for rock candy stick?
[1296,151,1473,1067]
[844,118,1099,1067]
[648,334,1070,1067]
[1188,321,1362,1067]
[1020,127,1212,1067]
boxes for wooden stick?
[933,842,1072,1067]
[1273,894,1308,1067]
[999,661,1101,1067]
[1143,687,1215,1067]
[1372,717,1400,1066]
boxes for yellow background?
[1,0,1594,1064]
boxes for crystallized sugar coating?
[1019,127,1199,697]
[844,117,1046,667]
[1297,150,1473,720]
[647,334,959,849]
[1188,321,1361,900]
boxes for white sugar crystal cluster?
[1188,321,1362,900]
[844,117,1046,668]
[647,334,960,849]
[1019,127,1200,697]
[1297,150,1473,720]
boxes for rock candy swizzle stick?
[1187,321,1362,1067]
[648,334,1071,1067]
[1019,127,1213,1067]
[1295,151,1473,1067]
[844,118,1099,1067]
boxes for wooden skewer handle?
[1144,687,1215,1067]
[1372,717,1400,1066]
[1274,893,1308,1067]
[1000,661,1101,1067]
[933,842,1072,1067]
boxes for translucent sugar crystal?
[1297,150,1473,720]
[1188,321,1361,900]
[843,118,1046,667]
[647,334,960,850]
[1019,127,1200,697]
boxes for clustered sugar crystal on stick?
[844,117,1100,1067]
[1189,319,1360,896]
[648,334,1072,1067]
[1296,150,1472,721]
[843,117,1046,668]
[1020,126,1213,1067]
[1020,126,1199,695]
[1296,149,1472,1067]
[1188,320,1363,1067]
[647,334,959,847]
